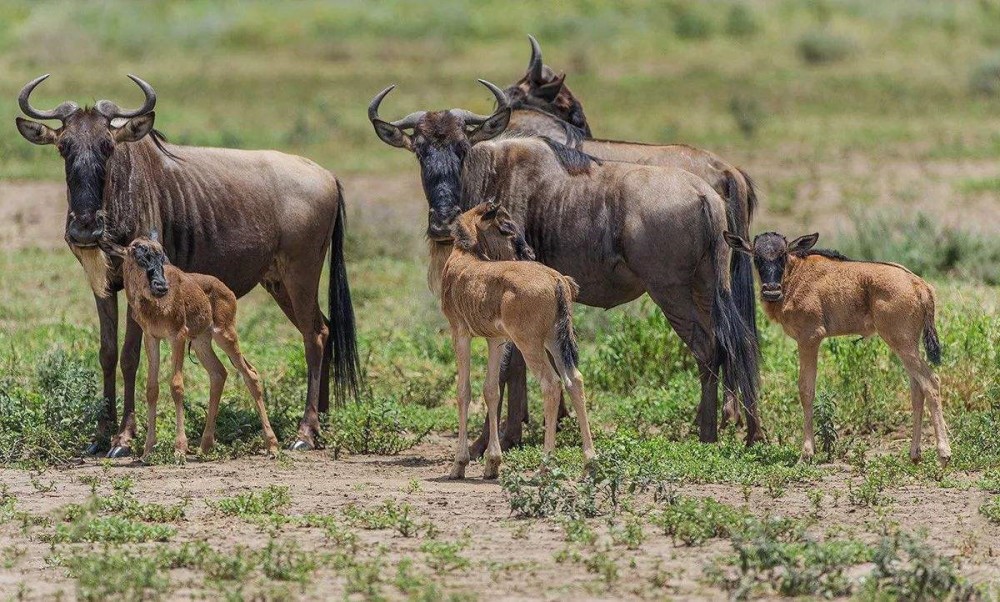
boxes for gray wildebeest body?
[491,37,762,446]
[368,80,761,446]
[15,74,360,456]
[724,231,951,465]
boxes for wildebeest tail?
[724,170,759,354]
[703,196,761,445]
[554,276,580,372]
[328,180,362,404]
[923,288,942,366]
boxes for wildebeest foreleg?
[108,310,142,458]
[87,293,119,455]
[141,334,160,461]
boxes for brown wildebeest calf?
[724,230,952,465]
[441,202,595,479]
[102,235,279,460]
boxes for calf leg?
[168,339,188,456]
[215,327,280,455]
[908,376,925,462]
[519,344,563,458]
[546,340,596,465]
[191,337,227,455]
[450,333,473,479]
[898,350,951,465]
[796,340,821,461]
[141,335,160,461]
[482,339,506,479]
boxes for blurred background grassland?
[0,0,1000,179]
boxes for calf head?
[504,35,591,136]
[369,80,512,241]
[452,202,535,262]
[15,74,157,248]
[101,233,170,298]
[724,231,819,301]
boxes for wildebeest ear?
[723,231,753,255]
[15,117,58,145]
[371,119,413,151]
[788,233,820,254]
[469,108,511,144]
[535,74,566,103]
[113,112,156,143]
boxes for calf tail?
[704,196,761,445]
[554,276,580,372]
[923,289,942,366]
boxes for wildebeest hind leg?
[276,269,329,451]
[648,286,719,443]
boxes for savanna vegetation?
[1,0,999,599]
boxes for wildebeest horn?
[95,74,157,120]
[451,80,509,125]
[367,85,426,130]
[527,34,544,83]
[18,74,79,121]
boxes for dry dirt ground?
[0,438,998,601]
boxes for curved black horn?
[452,79,509,125]
[367,85,425,130]
[18,74,79,121]
[96,74,156,120]
[527,34,544,83]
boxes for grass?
[1,0,1000,598]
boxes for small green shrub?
[979,496,1000,524]
[654,496,749,546]
[797,30,854,64]
[209,485,291,518]
[726,4,760,37]
[49,516,174,544]
[970,54,1000,97]
[861,532,977,600]
[673,7,713,40]
[327,396,433,456]
[61,550,169,602]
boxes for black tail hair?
[327,180,362,404]
[724,171,759,357]
[554,278,579,371]
[704,197,761,445]
[923,301,942,366]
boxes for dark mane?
[798,248,853,261]
[540,137,601,175]
[510,105,587,148]
[150,129,183,161]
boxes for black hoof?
[83,441,107,456]
[106,445,132,459]
[289,440,314,452]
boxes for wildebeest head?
[15,74,157,248]
[724,231,819,302]
[369,80,512,241]
[101,232,170,298]
[452,201,535,262]
[504,35,591,136]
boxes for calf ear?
[535,74,566,102]
[15,118,58,145]
[99,240,127,258]
[113,112,156,143]
[723,231,753,255]
[371,120,413,151]
[469,108,511,143]
[788,233,820,254]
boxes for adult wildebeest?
[368,80,761,445]
[462,36,763,455]
[15,74,360,456]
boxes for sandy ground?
[0,437,997,601]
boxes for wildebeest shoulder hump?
[540,137,601,175]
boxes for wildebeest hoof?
[483,456,502,480]
[289,439,314,452]
[448,464,467,480]
[106,445,132,459]
[83,441,107,456]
